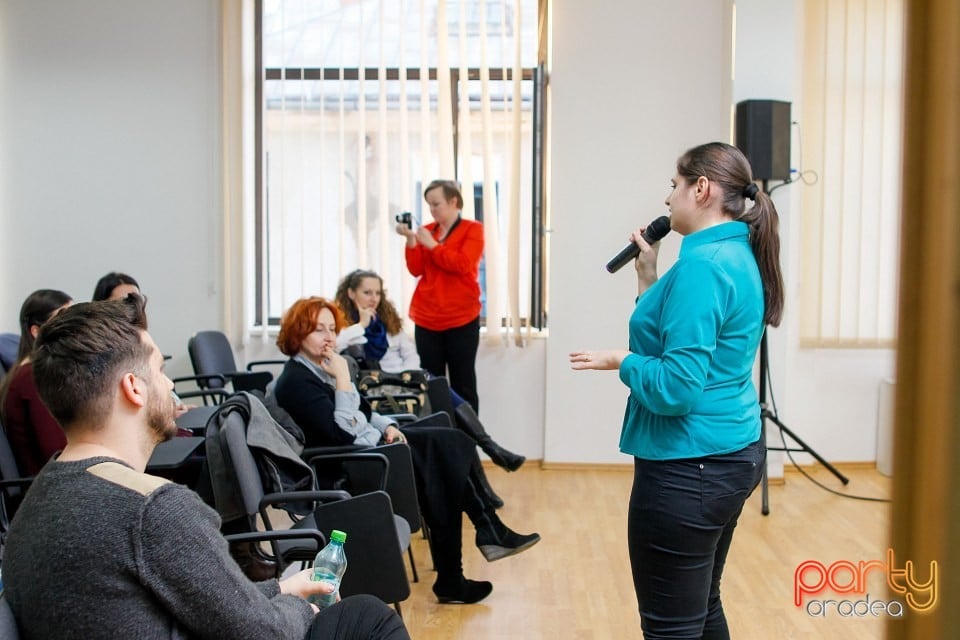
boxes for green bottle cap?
[331,530,347,543]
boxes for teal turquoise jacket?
[618,220,764,460]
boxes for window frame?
[253,0,547,330]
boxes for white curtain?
[220,0,253,345]
[799,0,904,347]
[259,0,535,344]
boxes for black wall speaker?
[735,100,791,181]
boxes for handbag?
[357,369,432,417]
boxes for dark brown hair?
[334,269,403,335]
[276,297,346,356]
[31,295,150,430]
[92,272,140,302]
[0,289,73,419]
[676,142,785,327]
[423,179,464,209]
[16,289,74,362]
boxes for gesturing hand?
[569,349,630,371]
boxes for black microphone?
[605,215,672,273]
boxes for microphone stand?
[757,179,848,515]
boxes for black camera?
[395,211,413,229]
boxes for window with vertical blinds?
[254,0,544,343]
[799,0,904,347]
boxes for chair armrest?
[258,489,352,527]
[173,373,228,389]
[308,452,390,491]
[173,374,230,406]
[224,528,328,572]
[0,478,34,490]
[227,371,274,393]
[246,360,286,372]
[175,388,230,406]
[301,444,366,460]
[384,413,420,424]
[224,528,327,548]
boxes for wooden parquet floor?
[399,464,892,639]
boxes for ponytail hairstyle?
[676,142,784,326]
[334,269,404,335]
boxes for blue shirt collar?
[294,353,335,386]
[679,220,749,257]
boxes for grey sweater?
[4,457,314,639]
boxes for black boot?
[463,472,541,563]
[454,403,526,471]
[472,456,505,509]
[474,512,541,563]
[429,525,493,605]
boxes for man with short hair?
[3,297,409,640]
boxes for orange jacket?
[405,218,484,331]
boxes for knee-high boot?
[471,454,505,509]
[428,523,493,604]
[463,466,541,562]
[454,403,526,471]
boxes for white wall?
[0,0,895,467]
[0,0,223,378]
[543,0,734,464]
[733,0,897,475]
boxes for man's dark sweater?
[3,457,314,639]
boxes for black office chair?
[188,330,283,394]
[0,334,18,378]
[0,591,19,640]
[0,420,34,559]
[216,412,411,611]
[306,442,422,583]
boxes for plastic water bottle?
[310,530,347,608]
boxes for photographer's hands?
[395,222,438,250]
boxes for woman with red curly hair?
[272,297,540,605]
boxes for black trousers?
[415,316,480,413]
[627,439,765,639]
[308,594,409,639]
[400,417,496,584]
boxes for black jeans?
[415,316,480,413]
[627,439,765,639]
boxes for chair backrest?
[0,592,20,640]
[188,331,238,389]
[220,412,267,517]
[0,420,26,525]
[0,334,19,374]
[0,422,23,488]
[314,491,411,605]
[367,444,421,535]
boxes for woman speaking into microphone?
[570,142,784,639]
